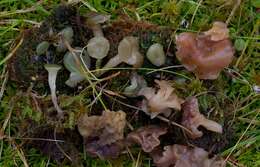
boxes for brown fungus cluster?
[126,126,167,153]
[77,110,126,158]
[6,5,236,167]
[138,80,184,118]
[152,144,225,167]
[181,97,223,139]
[176,21,234,79]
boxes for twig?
[223,109,260,167]
[0,8,36,18]
[0,19,41,26]
[54,128,72,162]
[0,35,24,66]
[0,0,45,18]
[3,137,65,143]
[226,0,241,25]
[11,140,29,167]
[0,69,8,102]
[156,115,193,135]
[190,0,203,26]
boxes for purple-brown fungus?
[176,21,234,80]
[77,110,126,158]
[139,80,183,118]
[152,144,226,167]
[126,125,167,153]
[181,97,223,139]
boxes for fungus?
[63,47,91,87]
[86,12,110,37]
[152,144,226,167]
[86,13,110,67]
[204,21,229,41]
[36,41,50,55]
[138,80,183,118]
[87,36,110,60]
[126,126,167,153]
[77,110,126,158]
[56,26,74,52]
[146,43,166,67]
[44,64,64,117]
[181,97,223,139]
[123,72,147,97]
[102,36,144,74]
[175,21,234,80]
[84,138,124,159]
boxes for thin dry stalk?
[0,70,8,102]
[54,128,72,162]
[223,109,260,167]
[226,0,241,25]
[0,1,44,18]
[0,35,24,66]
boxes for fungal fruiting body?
[138,80,183,118]
[63,47,91,87]
[57,26,74,53]
[146,43,166,67]
[77,110,126,158]
[176,21,234,79]
[44,64,64,117]
[123,72,147,97]
[102,36,144,73]
[181,97,223,139]
[127,126,167,153]
[152,144,225,167]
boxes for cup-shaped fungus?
[123,72,147,97]
[146,43,166,67]
[175,21,234,80]
[101,36,144,74]
[77,110,126,158]
[87,36,110,60]
[56,26,74,53]
[86,13,110,67]
[152,144,225,167]
[138,80,183,118]
[181,97,223,139]
[63,47,91,87]
[86,12,110,37]
[36,41,50,55]
[126,126,167,153]
[44,64,64,117]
